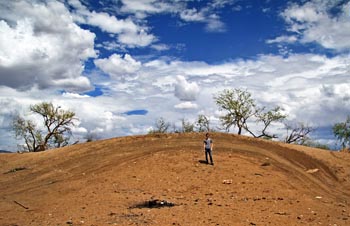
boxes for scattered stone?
[131,199,175,209]
[315,196,322,199]
[222,179,233,184]
[306,168,319,174]
[275,211,287,215]
[4,167,27,174]
[261,162,270,167]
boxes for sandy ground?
[1,132,350,226]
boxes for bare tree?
[149,117,171,134]
[284,122,313,144]
[181,118,195,133]
[12,102,77,152]
[245,106,286,139]
[196,114,210,132]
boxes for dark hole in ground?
[131,199,176,209]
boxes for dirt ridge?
[1,132,350,225]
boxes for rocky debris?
[261,162,270,166]
[222,179,233,184]
[131,199,175,209]
[306,168,319,174]
[4,167,27,174]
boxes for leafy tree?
[196,114,210,132]
[12,102,77,152]
[246,106,286,139]
[284,122,313,145]
[181,118,195,133]
[333,116,350,149]
[214,89,257,134]
[149,117,171,134]
[214,89,285,138]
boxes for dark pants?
[205,148,213,164]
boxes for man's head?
[206,133,210,138]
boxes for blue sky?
[0,0,350,151]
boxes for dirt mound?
[1,132,350,225]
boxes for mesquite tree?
[214,89,257,134]
[12,102,77,152]
[333,116,350,149]
[214,88,285,138]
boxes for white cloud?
[180,8,206,22]
[151,43,170,51]
[174,75,200,101]
[0,0,96,91]
[117,0,230,33]
[117,29,156,47]
[1,52,350,150]
[94,54,142,79]
[87,12,138,34]
[280,0,350,51]
[174,101,198,110]
[62,92,90,99]
[67,0,157,48]
[266,35,298,44]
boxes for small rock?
[222,179,232,184]
[261,162,270,166]
[275,211,287,215]
[306,168,319,174]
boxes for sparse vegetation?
[12,102,77,152]
[214,88,286,139]
[246,106,286,139]
[333,116,350,149]
[284,122,313,145]
[149,117,171,134]
[196,114,210,132]
[214,89,257,134]
[181,118,195,133]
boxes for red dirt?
[1,132,350,226]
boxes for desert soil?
[1,132,350,226]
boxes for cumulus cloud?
[94,54,142,79]
[119,0,177,17]
[67,0,156,48]
[174,75,200,101]
[0,0,96,91]
[1,51,350,150]
[117,0,230,33]
[280,0,350,51]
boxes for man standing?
[203,133,214,165]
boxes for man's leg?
[205,150,209,163]
[209,150,214,165]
